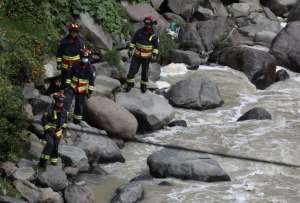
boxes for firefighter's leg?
[39,133,54,168]
[64,87,75,120]
[73,93,85,124]
[60,69,68,90]
[126,56,141,92]
[140,58,150,93]
[50,136,61,165]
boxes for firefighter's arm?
[152,35,159,56]
[42,108,55,134]
[128,31,138,57]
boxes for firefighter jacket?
[66,63,96,94]
[129,28,159,59]
[42,104,68,138]
[56,35,85,69]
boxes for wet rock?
[65,184,95,203]
[111,182,144,203]
[0,196,27,203]
[271,21,300,72]
[58,145,89,172]
[12,167,35,181]
[228,3,250,18]
[130,174,153,182]
[68,123,125,163]
[29,95,52,115]
[218,46,277,89]
[0,162,17,178]
[262,0,297,17]
[275,69,290,82]
[147,149,230,182]
[14,180,63,203]
[94,76,121,97]
[166,75,224,110]
[169,50,203,66]
[168,120,187,128]
[85,96,138,140]
[79,12,112,50]
[17,159,36,168]
[37,165,68,191]
[237,107,272,121]
[254,31,277,45]
[125,3,169,31]
[76,173,105,185]
[90,164,108,176]
[116,88,174,133]
[288,0,300,22]
[158,181,173,186]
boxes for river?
[90,63,300,203]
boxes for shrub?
[159,32,177,62]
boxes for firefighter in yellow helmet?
[39,92,67,168]
[126,16,160,93]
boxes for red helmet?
[143,16,157,26]
[80,48,92,57]
[68,23,80,32]
[53,92,65,103]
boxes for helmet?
[68,23,80,32]
[80,48,92,64]
[143,16,157,26]
[53,92,65,103]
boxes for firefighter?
[56,23,85,90]
[39,92,67,168]
[64,48,95,124]
[126,16,160,93]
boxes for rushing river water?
[89,63,300,203]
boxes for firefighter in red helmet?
[126,16,160,93]
[56,23,85,90]
[64,48,95,124]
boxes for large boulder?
[178,17,229,57]
[37,165,68,191]
[66,123,125,163]
[111,182,144,203]
[14,180,63,203]
[94,76,121,97]
[0,196,27,203]
[270,21,300,72]
[169,49,203,66]
[261,0,297,17]
[167,0,198,19]
[43,58,60,79]
[58,145,89,172]
[116,89,174,133]
[166,75,223,110]
[218,46,277,89]
[12,167,35,181]
[29,95,52,115]
[237,107,272,121]
[288,0,300,22]
[79,12,112,50]
[205,0,228,17]
[64,184,95,203]
[147,149,230,182]
[227,3,250,18]
[254,31,277,45]
[85,96,138,139]
[125,3,169,31]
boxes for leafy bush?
[0,77,25,161]
[159,32,177,62]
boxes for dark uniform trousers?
[127,56,151,87]
[41,132,61,164]
[64,87,86,122]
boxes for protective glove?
[128,48,134,58]
[151,53,158,63]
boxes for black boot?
[38,158,47,169]
[125,85,132,92]
[141,84,147,93]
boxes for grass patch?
[0,177,21,198]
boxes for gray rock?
[218,46,277,89]
[275,69,290,82]
[167,0,198,16]
[28,132,44,159]
[228,3,250,17]
[237,107,272,121]
[29,95,52,115]
[151,0,164,10]
[271,21,300,72]
[167,75,223,110]
[58,145,89,172]
[67,123,125,163]
[94,76,121,97]
[12,167,35,181]
[43,58,60,79]
[169,49,203,66]
[30,114,44,138]
[0,162,17,178]
[288,0,300,22]
[163,12,186,26]
[206,0,228,17]
[79,12,112,50]
[147,149,231,182]
[168,120,187,128]
[194,6,214,20]
[125,3,169,31]
[254,31,277,45]
[0,196,27,203]
[85,96,138,140]
[65,184,95,203]
[22,83,39,100]
[37,165,68,191]
[14,180,63,203]
[111,182,144,203]
[17,159,36,168]
[262,0,297,17]
[116,89,174,133]
[123,62,161,82]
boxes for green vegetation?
[159,32,177,61]
[0,177,21,198]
